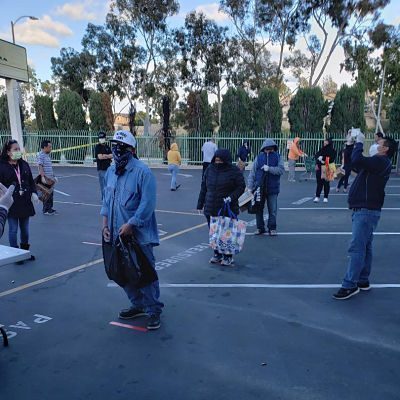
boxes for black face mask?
[112,143,132,175]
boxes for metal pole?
[376,62,386,134]
[11,21,15,43]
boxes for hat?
[111,130,137,148]
[98,131,106,139]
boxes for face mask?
[99,138,106,144]
[112,144,132,175]
[11,151,23,160]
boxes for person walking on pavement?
[0,140,38,261]
[167,143,181,191]
[37,140,57,215]
[197,149,245,266]
[288,137,307,182]
[101,130,164,330]
[333,132,398,300]
[336,134,354,193]
[94,132,112,200]
[0,183,15,239]
[201,138,217,177]
[248,139,284,236]
[314,138,336,203]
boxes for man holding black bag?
[247,139,284,236]
[101,130,164,330]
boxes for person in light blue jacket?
[101,130,164,330]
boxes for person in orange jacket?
[167,143,182,191]
[288,137,307,182]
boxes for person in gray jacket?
[248,139,284,235]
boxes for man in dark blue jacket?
[333,132,398,300]
[248,139,284,236]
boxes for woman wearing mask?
[314,138,336,203]
[197,149,245,266]
[167,143,181,191]
[0,140,38,261]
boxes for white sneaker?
[323,198,328,203]
[313,197,320,203]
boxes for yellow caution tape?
[24,143,92,157]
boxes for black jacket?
[0,159,36,218]
[348,143,392,210]
[315,142,336,166]
[197,150,245,217]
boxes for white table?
[0,245,31,266]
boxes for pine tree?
[253,88,282,134]
[389,93,400,133]
[55,90,87,130]
[220,87,252,133]
[0,95,10,131]
[34,95,57,130]
[89,92,114,132]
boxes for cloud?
[11,15,73,48]
[195,3,229,22]
[54,1,98,21]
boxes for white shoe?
[323,198,328,203]
[313,197,320,203]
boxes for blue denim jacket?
[100,157,159,246]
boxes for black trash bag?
[102,237,128,287]
[102,236,158,288]
[248,173,268,214]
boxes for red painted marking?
[109,321,147,332]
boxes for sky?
[1,0,399,102]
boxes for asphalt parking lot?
[1,165,400,400]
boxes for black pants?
[337,169,351,189]
[315,169,330,198]
[202,162,210,178]
[43,192,54,213]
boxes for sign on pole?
[0,39,29,82]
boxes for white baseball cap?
[111,130,137,148]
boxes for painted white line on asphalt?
[292,197,312,205]
[245,232,400,236]
[54,189,71,197]
[161,173,193,178]
[57,174,97,179]
[108,283,400,289]
[280,207,400,211]
[55,200,100,206]
[386,186,400,188]
[82,242,102,246]
[330,193,400,196]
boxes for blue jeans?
[8,216,30,248]
[342,209,381,289]
[123,244,164,316]
[256,194,278,231]
[168,164,179,190]
[98,170,107,200]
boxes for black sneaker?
[358,282,371,291]
[118,307,147,320]
[255,229,266,235]
[332,287,360,300]
[147,315,161,330]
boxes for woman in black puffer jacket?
[197,149,245,266]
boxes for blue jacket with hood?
[248,139,284,195]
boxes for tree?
[186,91,213,133]
[389,94,400,133]
[89,92,114,132]
[82,18,145,113]
[176,11,232,127]
[220,0,278,92]
[253,88,282,134]
[34,95,57,130]
[329,83,366,135]
[51,47,95,103]
[0,94,10,131]
[55,90,87,130]
[220,87,252,133]
[110,0,179,135]
[321,75,338,99]
[288,87,327,134]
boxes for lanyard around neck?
[14,164,22,186]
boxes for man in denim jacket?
[101,130,164,330]
[333,132,398,300]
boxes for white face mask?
[99,138,106,144]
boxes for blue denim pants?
[8,216,30,248]
[168,164,179,190]
[98,170,107,200]
[256,194,278,231]
[123,244,164,316]
[342,209,381,289]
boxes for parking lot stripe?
[54,189,71,197]
[280,207,400,210]
[245,232,400,236]
[0,222,208,298]
[160,283,400,288]
[109,321,147,332]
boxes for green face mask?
[11,151,23,160]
